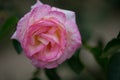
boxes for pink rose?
[12,0,82,68]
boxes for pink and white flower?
[12,0,82,68]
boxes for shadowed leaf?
[108,52,120,80]
[104,38,120,53]
[84,43,108,70]
[0,16,18,41]
[101,39,120,59]
[102,32,120,58]
[45,69,61,80]
[90,47,108,70]
[12,39,22,54]
[31,77,41,80]
[67,49,84,74]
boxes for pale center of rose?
[33,26,60,50]
[25,19,66,61]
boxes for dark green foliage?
[103,32,120,57]
[45,69,61,80]
[106,0,120,9]
[105,32,120,80]
[104,38,120,53]
[0,16,18,41]
[90,47,108,70]
[12,39,22,54]
[107,52,120,80]
[31,69,41,80]
[67,49,84,74]
[33,68,41,77]
[84,43,108,71]
[31,77,41,80]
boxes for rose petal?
[45,11,66,23]
[41,33,59,44]
[29,4,51,26]
[38,37,49,45]
[31,0,43,9]
[52,7,75,22]
[44,46,62,62]
[57,16,82,64]
[31,58,47,69]
[24,43,45,57]
[45,61,58,68]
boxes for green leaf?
[0,16,18,41]
[97,38,104,50]
[31,68,41,80]
[92,48,108,71]
[33,68,41,77]
[117,32,120,39]
[31,77,41,80]
[103,32,120,54]
[87,46,108,70]
[107,52,120,80]
[104,38,120,53]
[45,69,61,80]
[90,47,102,58]
[67,49,84,74]
[12,39,22,54]
[102,38,120,58]
[83,43,108,70]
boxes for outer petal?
[11,12,30,42]
[52,7,75,22]
[31,58,47,69]
[57,14,82,64]
[45,61,58,68]
[31,58,58,69]
[66,20,81,57]
[29,2,51,26]
[31,0,43,9]
[45,11,66,24]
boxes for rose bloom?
[12,0,82,68]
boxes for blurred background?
[0,0,120,80]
